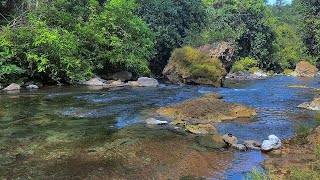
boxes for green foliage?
[273,23,306,69]
[267,70,275,75]
[232,57,258,73]
[170,46,226,82]
[283,69,293,76]
[294,0,320,66]
[0,0,155,83]
[136,0,207,75]
[192,0,276,70]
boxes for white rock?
[137,77,159,87]
[253,71,268,78]
[146,118,168,125]
[3,83,21,91]
[231,144,247,151]
[84,78,106,86]
[261,135,281,151]
[26,84,39,89]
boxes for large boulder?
[157,94,257,123]
[3,83,21,91]
[198,41,235,73]
[137,77,159,87]
[261,135,281,152]
[163,46,229,87]
[111,71,132,82]
[293,61,318,77]
[297,97,320,111]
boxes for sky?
[268,0,292,5]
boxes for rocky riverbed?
[0,76,319,179]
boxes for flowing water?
[0,76,319,179]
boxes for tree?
[136,0,207,75]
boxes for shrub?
[283,69,294,76]
[232,57,258,73]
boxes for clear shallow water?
[0,76,319,179]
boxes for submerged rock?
[222,134,238,146]
[137,77,159,87]
[145,118,168,125]
[195,135,225,149]
[186,124,217,135]
[3,83,21,91]
[157,94,256,123]
[111,71,132,82]
[293,61,318,77]
[297,97,320,111]
[110,80,124,86]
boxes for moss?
[283,69,293,76]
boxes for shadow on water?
[0,76,319,179]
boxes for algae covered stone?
[157,94,256,123]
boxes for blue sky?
[268,0,292,5]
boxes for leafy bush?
[232,57,258,73]
[283,69,293,76]
[267,70,275,75]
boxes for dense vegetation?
[0,0,319,84]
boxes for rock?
[244,140,262,150]
[261,135,281,151]
[111,71,132,82]
[145,118,168,125]
[231,144,247,151]
[157,94,256,123]
[252,71,268,78]
[137,77,159,87]
[222,134,238,145]
[0,84,3,89]
[127,81,140,87]
[26,84,39,89]
[170,119,186,126]
[3,83,21,91]
[297,97,320,111]
[84,77,106,86]
[203,92,223,99]
[163,46,228,87]
[186,124,217,135]
[198,41,235,73]
[110,80,124,86]
[293,61,318,77]
[195,135,225,149]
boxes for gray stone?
[137,77,159,87]
[231,144,247,151]
[244,140,262,150]
[146,118,168,125]
[3,83,21,91]
[26,85,39,89]
[84,77,106,86]
[222,134,238,145]
[127,81,140,87]
[111,71,132,82]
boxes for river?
[0,76,319,179]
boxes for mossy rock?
[157,94,256,123]
[194,135,225,149]
[163,46,227,87]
